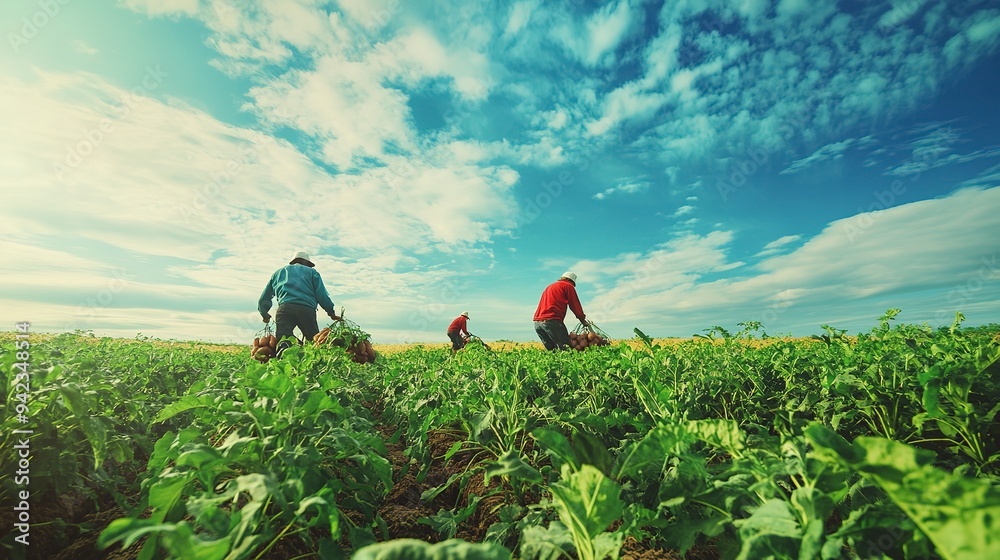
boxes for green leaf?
[686,419,745,455]
[734,499,802,560]
[737,499,801,538]
[98,519,170,550]
[175,445,225,469]
[234,473,279,504]
[159,523,231,560]
[532,427,579,471]
[80,416,109,470]
[549,464,624,560]
[807,423,1000,560]
[418,497,481,540]
[153,394,216,423]
[520,522,575,560]
[59,383,88,416]
[615,424,690,480]
[421,472,465,504]
[659,515,728,555]
[353,538,512,560]
[485,450,543,486]
[571,429,614,477]
[299,389,343,417]
[633,328,654,348]
[592,532,624,560]
[148,471,195,515]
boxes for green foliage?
[353,538,512,559]
[2,313,998,559]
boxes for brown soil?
[51,506,136,560]
[0,493,136,560]
[619,535,725,560]
[375,427,507,542]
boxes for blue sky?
[2,0,999,343]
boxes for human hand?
[262,313,271,323]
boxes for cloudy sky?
[2,0,998,344]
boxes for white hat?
[461,311,470,319]
[290,251,315,267]
[561,271,577,282]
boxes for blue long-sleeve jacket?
[258,263,336,316]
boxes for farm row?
[1,312,999,559]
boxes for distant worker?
[258,251,340,355]
[447,312,471,354]
[533,271,588,351]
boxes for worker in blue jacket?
[258,251,340,354]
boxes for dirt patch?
[619,535,723,560]
[0,494,135,560]
[52,506,133,560]
[374,426,514,544]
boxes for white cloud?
[587,85,668,136]
[860,122,1000,178]
[780,137,858,174]
[374,27,493,101]
[885,146,1000,177]
[944,9,1000,65]
[580,2,1000,174]
[957,162,1000,189]
[672,205,695,217]
[581,187,1000,334]
[592,179,651,200]
[504,1,536,37]
[878,0,930,29]
[246,55,416,170]
[553,0,638,67]
[0,71,519,341]
[73,40,100,55]
[583,0,637,66]
[756,234,802,257]
[121,0,199,18]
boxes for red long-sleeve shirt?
[533,279,586,322]
[447,316,469,335]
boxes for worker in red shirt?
[533,271,588,350]
[447,311,471,354]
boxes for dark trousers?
[534,320,570,351]
[447,331,466,351]
[275,303,320,353]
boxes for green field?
[2,311,999,560]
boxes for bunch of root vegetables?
[568,324,612,351]
[313,316,376,364]
[251,332,278,363]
